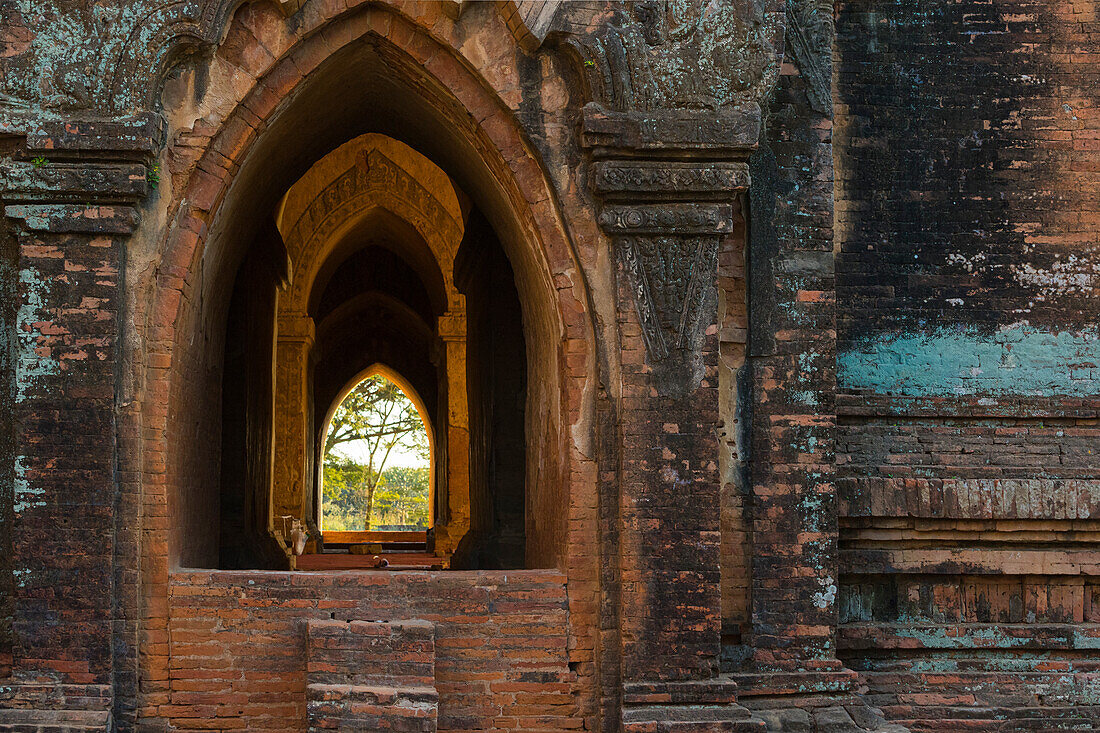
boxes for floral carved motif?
[283,149,463,309]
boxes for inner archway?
[215,132,531,570]
[319,368,433,536]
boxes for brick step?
[623,705,766,732]
[0,685,111,712]
[897,717,1095,730]
[307,684,437,733]
[881,705,1100,722]
[306,618,435,688]
[890,708,1100,733]
[624,679,741,706]
[0,708,111,732]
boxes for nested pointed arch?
[133,3,600,728]
[321,364,436,473]
[320,363,436,530]
[144,2,593,574]
[276,133,467,315]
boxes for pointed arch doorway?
[318,366,435,537]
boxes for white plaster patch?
[946,252,987,272]
[812,576,837,610]
[1012,255,1100,301]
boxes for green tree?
[322,374,429,529]
[372,466,430,529]
[321,455,376,530]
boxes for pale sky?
[332,436,429,470]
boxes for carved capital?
[436,311,467,342]
[581,105,748,389]
[0,114,161,234]
[277,313,316,346]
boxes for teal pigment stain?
[839,324,1100,397]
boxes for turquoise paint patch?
[838,324,1100,397]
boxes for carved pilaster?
[0,115,159,720]
[273,313,316,525]
[582,104,755,397]
[433,310,469,558]
[582,102,759,728]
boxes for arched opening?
[139,8,595,728]
[318,368,434,536]
[158,12,580,575]
[196,85,543,570]
[212,132,532,570]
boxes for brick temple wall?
[1,1,1099,731]
[164,570,575,731]
[740,15,838,667]
[834,0,1100,727]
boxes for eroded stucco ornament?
[0,0,245,116]
[785,0,834,116]
[572,0,784,111]
[0,0,121,112]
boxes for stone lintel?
[1,162,148,205]
[4,203,139,235]
[0,113,163,160]
[580,103,760,161]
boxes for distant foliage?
[321,374,430,531]
[371,466,431,530]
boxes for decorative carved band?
[593,161,750,198]
[285,150,462,260]
[598,204,734,235]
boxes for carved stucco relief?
[569,0,785,112]
[278,137,466,313]
[785,0,835,116]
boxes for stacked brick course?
[834,0,1100,728]
[306,619,438,732]
[166,570,574,731]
